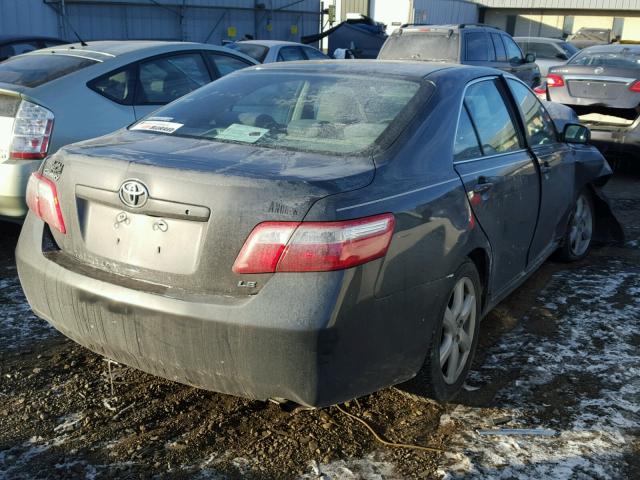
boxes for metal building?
[0,0,322,45]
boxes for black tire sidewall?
[427,260,482,402]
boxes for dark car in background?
[378,24,540,87]
[0,35,66,61]
[568,28,617,49]
[547,44,640,161]
[17,61,618,407]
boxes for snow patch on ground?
[299,454,397,479]
[442,262,640,478]
[0,271,54,350]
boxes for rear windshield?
[378,32,460,62]
[569,49,640,68]
[0,54,97,87]
[574,29,610,42]
[226,43,269,63]
[130,72,424,155]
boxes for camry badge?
[119,180,149,208]
[594,67,604,74]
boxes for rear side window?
[303,47,327,60]
[502,36,523,62]
[491,33,506,61]
[466,32,491,62]
[136,53,210,104]
[277,47,306,62]
[454,106,482,161]
[0,54,97,87]
[507,79,556,146]
[208,53,252,77]
[89,67,134,104]
[464,80,521,155]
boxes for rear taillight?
[233,213,395,274]
[546,74,565,88]
[26,173,66,234]
[533,85,546,95]
[629,81,640,92]
[10,100,54,160]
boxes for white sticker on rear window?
[131,120,183,134]
[215,123,269,144]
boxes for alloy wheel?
[568,194,593,257]
[440,277,477,385]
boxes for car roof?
[237,40,307,47]
[248,59,484,80]
[514,37,566,43]
[16,40,257,63]
[399,23,502,33]
[581,44,640,54]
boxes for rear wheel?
[557,191,594,262]
[398,260,481,403]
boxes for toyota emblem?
[119,180,149,208]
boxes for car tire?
[556,190,594,262]
[397,260,481,403]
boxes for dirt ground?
[1,171,639,480]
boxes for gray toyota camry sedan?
[17,61,621,407]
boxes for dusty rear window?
[378,32,460,62]
[0,54,97,87]
[227,43,269,63]
[130,72,425,155]
[570,49,640,68]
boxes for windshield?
[569,49,640,68]
[130,72,424,155]
[574,29,610,41]
[0,54,97,87]
[559,42,579,57]
[378,32,460,62]
[226,43,269,63]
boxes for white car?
[226,40,329,63]
[515,36,580,76]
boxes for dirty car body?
[17,61,619,407]
[547,44,640,161]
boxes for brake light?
[629,80,640,92]
[533,85,546,95]
[232,213,395,274]
[10,100,54,160]
[26,173,66,234]
[546,74,565,88]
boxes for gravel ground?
[1,172,638,480]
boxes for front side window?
[454,106,482,161]
[507,79,556,146]
[130,72,425,155]
[491,33,506,61]
[136,53,210,105]
[502,36,523,63]
[0,54,97,87]
[209,53,252,77]
[464,80,521,155]
[277,47,307,62]
[466,32,491,62]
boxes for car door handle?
[540,161,551,174]
[473,180,494,194]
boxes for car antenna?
[61,13,88,46]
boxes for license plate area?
[568,80,623,100]
[82,202,205,275]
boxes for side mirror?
[563,123,590,144]
[525,52,536,63]
[555,52,568,60]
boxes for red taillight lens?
[546,74,565,88]
[26,173,66,234]
[232,213,395,274]
[533,85,546,95]
[10,100,55,160]
[629,80,640,92]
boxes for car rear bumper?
[0,159,40,217]
[16,216,446,407]
[589,127,640,159]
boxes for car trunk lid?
[45,131,376,296]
